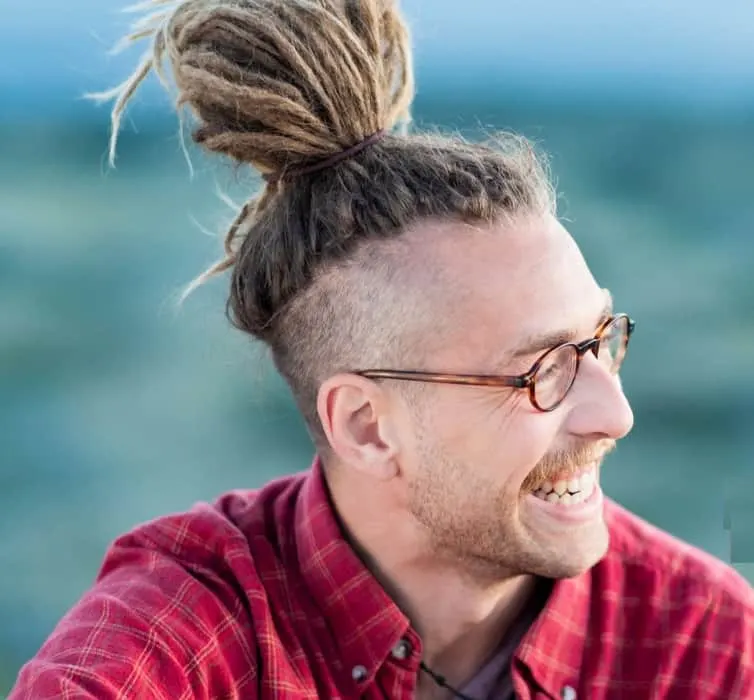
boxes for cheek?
[428,393,561,483]
[504,418,559,488]
[428,394,505,455]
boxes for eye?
[533,345,579,410]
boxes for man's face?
[397,214,634,581]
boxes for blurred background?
[2,0,753,691]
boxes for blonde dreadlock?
[89,0,555,447]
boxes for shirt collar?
[515,571,591,698]
[515,500,626,698]
[294,458,411,684]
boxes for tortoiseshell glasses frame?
[354,314,635,412]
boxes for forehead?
[402,215,605,366]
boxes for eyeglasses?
[354,314,635,412]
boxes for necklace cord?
[419,661,479,700]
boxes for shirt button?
[351,665,368,682]
[391,639,412,660]
[561,686,577,700]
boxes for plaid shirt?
[10,459,754,699]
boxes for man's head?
[317,214,633,582]
[100,0,633,581]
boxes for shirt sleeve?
[7,524,259,699]
[678,566,754,700]
[715,573,754,699]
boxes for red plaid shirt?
[10,459,754,699]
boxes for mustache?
[522,440,616,491]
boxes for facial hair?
[521,440,615,493]
[407,438,616,582]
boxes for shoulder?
[604,498,753,611]
[9,472,307,700]
[102,470,309,590]
[598,500,753,695]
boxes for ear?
[316,373,400,480]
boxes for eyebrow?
[511,291,614,359]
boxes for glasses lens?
[533,344,578,410]
[598,316,628,373]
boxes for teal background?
[2,0,753,692]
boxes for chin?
[536,528,610,579]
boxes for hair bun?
[92,0,415,172]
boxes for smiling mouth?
[531,466,597,505]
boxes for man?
[10,0,753,698]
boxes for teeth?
[581,478,595,499]
[531,468,598,505]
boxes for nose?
[563,353,634,441]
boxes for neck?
[328,472,540,689]
[400,565,537,690]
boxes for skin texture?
[317,213,634,692]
